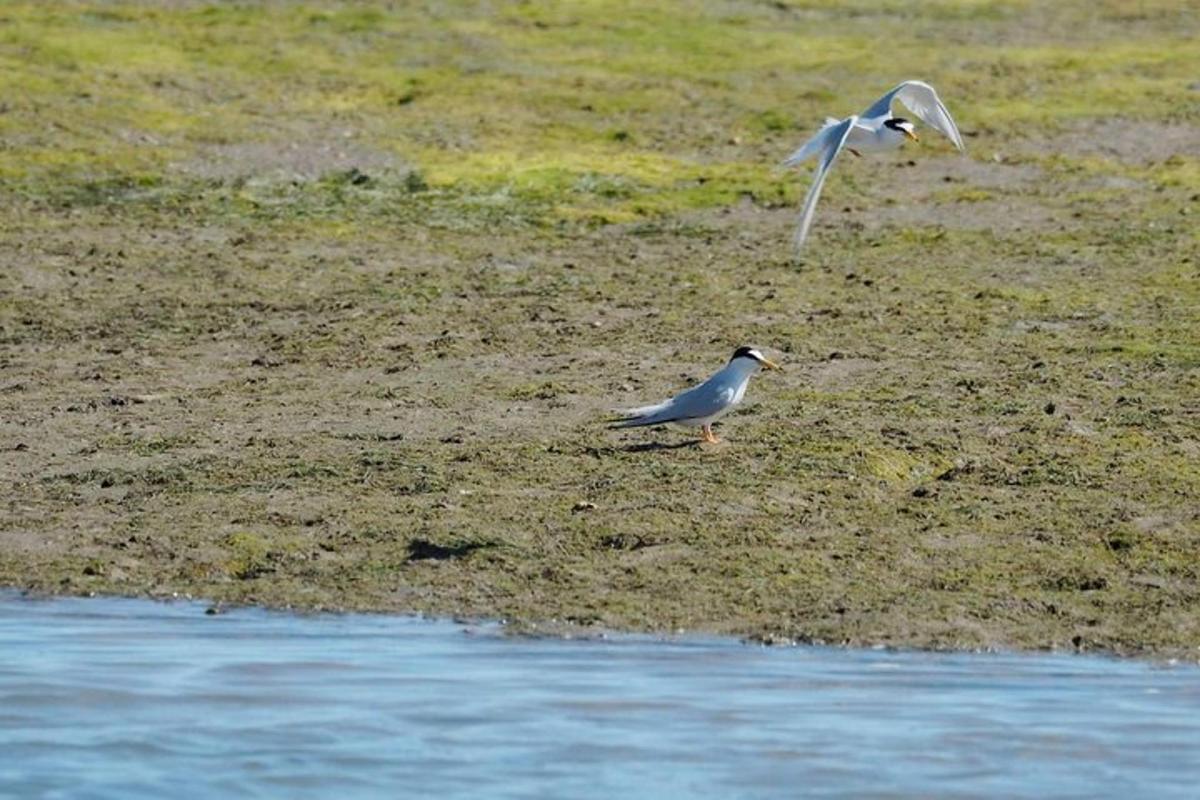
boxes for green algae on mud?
[1,0,1199,657]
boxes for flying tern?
[783,80,965,250]
[611,346,781,444]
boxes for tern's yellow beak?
[905,129,920,143]
[761,358,782,371]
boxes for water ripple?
[1,593,1198,799]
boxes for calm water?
[1,593,1198,799]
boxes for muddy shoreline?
[2,1,1198,657]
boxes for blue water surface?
[1,592,1197,799]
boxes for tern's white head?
[884,117,919,143]
[729,345,782,373]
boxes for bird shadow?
[620,440,700,453]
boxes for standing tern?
[783,80,965,250]
[611,346,781,444]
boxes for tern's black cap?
[730,346,765,362]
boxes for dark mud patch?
[406,539,494,562]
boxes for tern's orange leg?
[700,425,720,444]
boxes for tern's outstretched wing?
[862,80,964,151]
[781,117,842,168]
[790,115,856,251]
